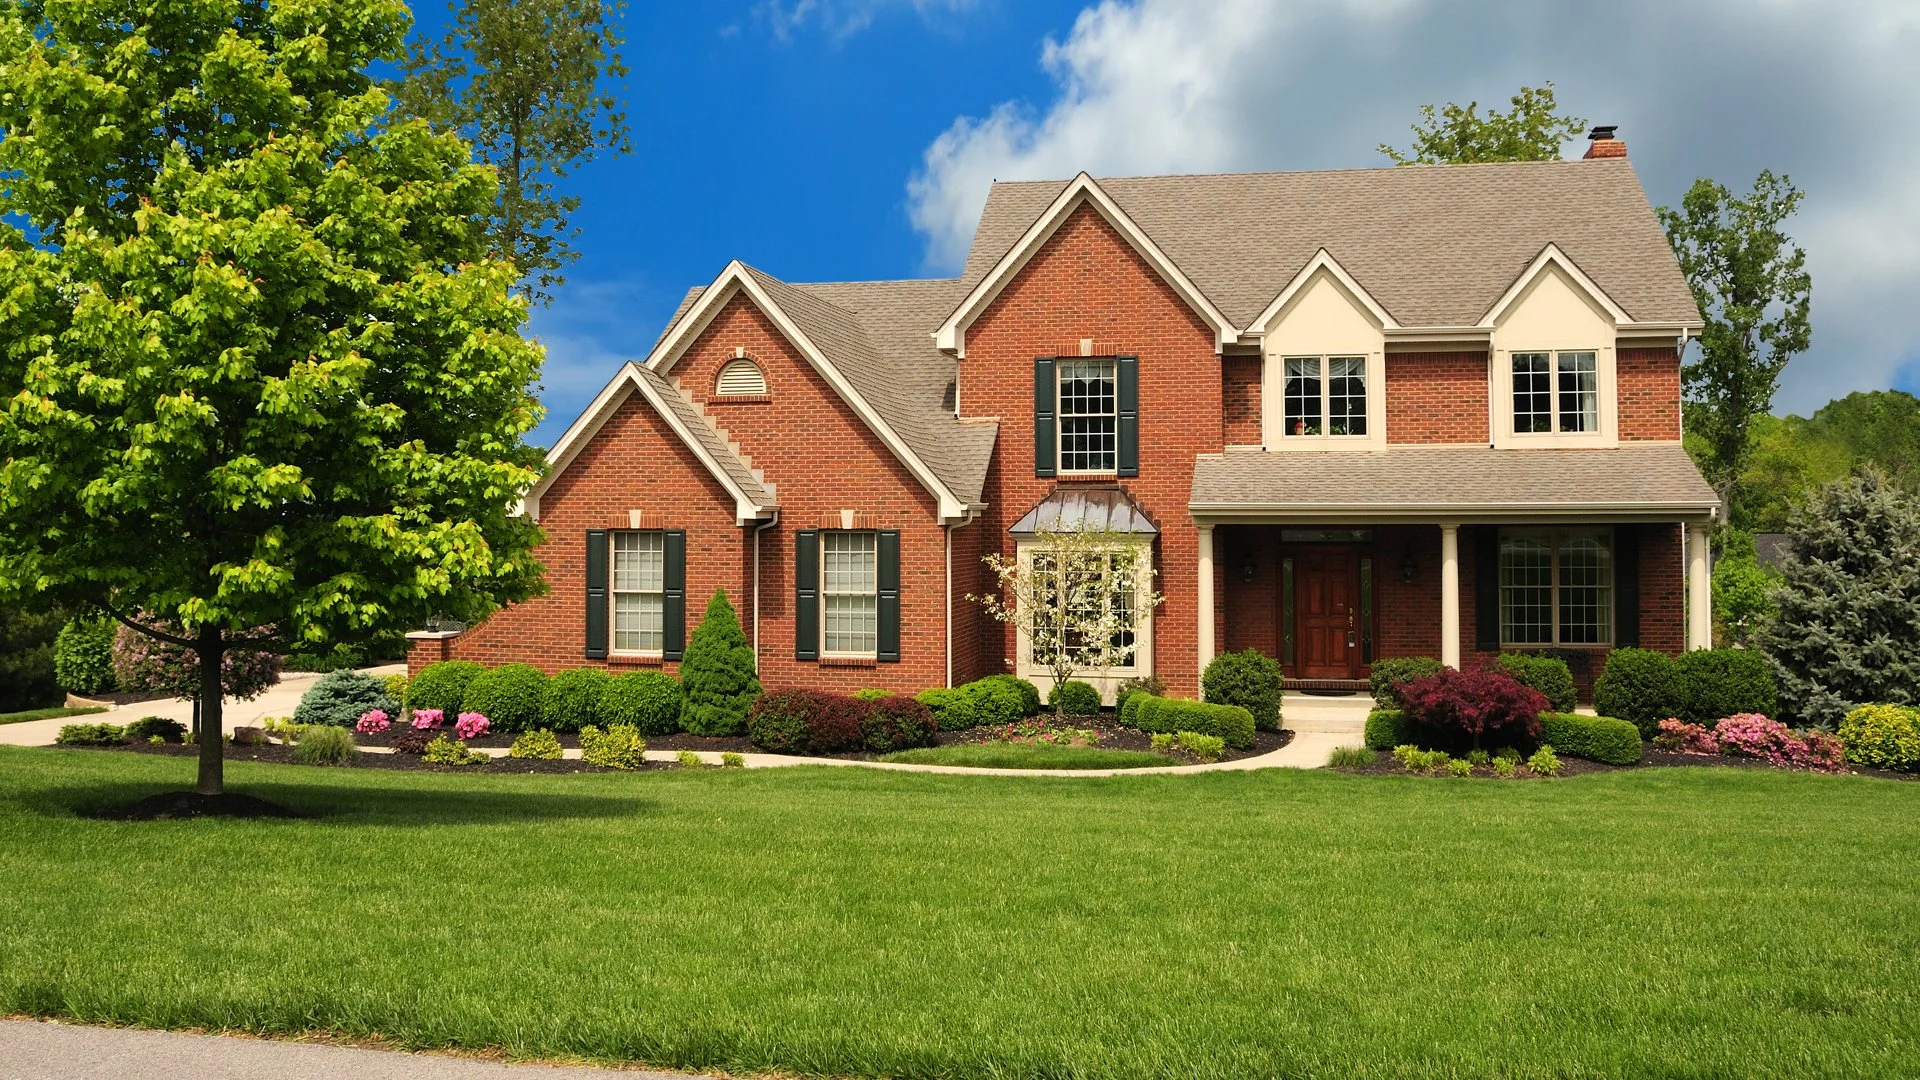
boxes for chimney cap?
[1588,125,1619,141]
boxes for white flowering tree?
[971,525,1164,712]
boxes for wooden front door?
[1295,547,1361,679]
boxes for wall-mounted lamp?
[1399,549,1418,584]
[1240,560,1257,583]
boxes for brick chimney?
[1583,125,1625,160]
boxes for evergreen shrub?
[600,671,682,735]
[679,590,760,736]
[409,660,485,717]
[1593,648,1680,737]
[294,670,398,728]
[1203,648,1283,731]
[541,667,609,733]
[53,617,116,695]
[1049,679,1101,716]
[460,663,547,733]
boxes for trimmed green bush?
[976,674,1043,717]
[293,725,357,766]
[915,688,978,731]
[1536,713,1643,765]
[509,729,564,760]
[409,660,485,717]
[1370,657,1443,710]
[1490,653,1577,713]
[1593,648,1680,737]
[1203,648,1283,731]
[1364,709,1410,751]
[294,669,399,729]
[461,663,548,733]
[1133,697,1255,750]
[600,671,683,736]
[123,715,186,743]
[541,667,609,733]
[1114,674,1165,718]
[680,590,760,736]
[53,617,116,695]
[580,723,647,769]
[55,722,124,746]
[1674,648,1778,724]
[1838,704,1920,771]
[1119,691,1152,727]
[1049,679,1101,716]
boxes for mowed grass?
[880,742,1174,769]
[0,704,104,726]
[1,747,1917,1079]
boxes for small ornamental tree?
[1757,470,1920,728]
[679,590,760,736]
[113,622,281,704]
[1399,668,1548,749]
[971,525,1164,715]
[0,0,548,797]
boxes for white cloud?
[756,0,977,41]
[906,0,1920,412]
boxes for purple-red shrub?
[807,694,868,753]
[860,695,938,752]
[746,690,869,753]
[1399,667,1547,745]
[1654,718,1720,755]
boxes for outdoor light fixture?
[1241,560,1257,583]
[1399,550,1418,584]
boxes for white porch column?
[1197,523,1216,679]
[1687,521,1712,650]
[1440,522,1461,669]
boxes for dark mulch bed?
[1335,745,1916,781]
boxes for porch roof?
[1190,443,1718,521]
[1010,485,1160,536]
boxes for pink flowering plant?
[355,709,391,735]
[455,711,491,739]
[1654,718,1720,755]
[411,708,445,730]
[1712,713,1847,773]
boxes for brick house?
[410,128,1717,703]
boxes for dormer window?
[1282,356,1368,438]
[716,358,766,397]
[1512,351,1598,435]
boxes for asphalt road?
[0,1020,710,1079]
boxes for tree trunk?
[196,627,224,796]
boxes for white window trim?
[609,530,666,658]
[819,530,879,660]
[1498,526,1616,649]
[1262,351,1386,451]
[1012,538,1155,703]
[1055,357,1120,477]
[1490,346,1618,449]
[1274,354,1378,444]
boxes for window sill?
[819,655,877,668]
[608,653,666,667]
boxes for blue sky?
[401,0,1920,447]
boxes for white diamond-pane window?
[822,531,877,656]
[1057,359,1117,472]
[612,531,665,653]
[716,359,766,397]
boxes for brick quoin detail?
[962,204,1222,697]
[1386,352,1489,444]
[1618,346,1682,440]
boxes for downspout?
[752,511,780,672]
[946,511,981,688]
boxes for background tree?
[1659,172,1812,519]
[1757,470,1920,729]
[971,526,1164,714]
[1380,83,1586,165]
[0,0,549,798]
[0,604,62,713]
[389,0,631,303]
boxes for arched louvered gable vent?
[716,358,766,397]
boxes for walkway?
[0,1018,700,1079]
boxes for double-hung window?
[1282,356,1367,438]
[1499,528,1613,646]
[1057,359,1117,473]
[611,531,665,654]
[821,531,878,657]
[1512,351,1598,434]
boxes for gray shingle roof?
[632,365,774,507]
[960,160,1700,328]
[1190,443,1717,513]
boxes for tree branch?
[103,606,200,649]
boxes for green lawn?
[0,704,104,726]
[1,747,1916,1079]
[881,741,1174,769]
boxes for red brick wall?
[960,204,1223,696]
[1386,352,1488,444]
[1222,354,1262,445]
[1618,346,1683,440]
[425,290,950,695]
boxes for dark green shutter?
[1613,525,1640,648]
[1117,354,1139,478]
[795,530,819,661]
[1473,526,1502,652]
[1034,357,1056,478]
[663,529,686,661]
[877,530,901,663]
[585,529,609,660]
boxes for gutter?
[751,511,780,672]
[945,511,980,689]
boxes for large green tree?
[388,0,630,303]
[0,0,549,797]
[1379,83,1586,165]
[1659,172,1812,518]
